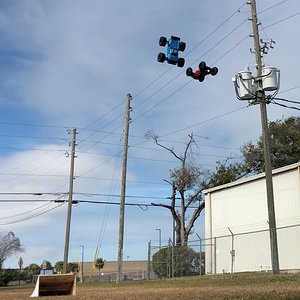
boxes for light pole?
[80,245,84,283]
[156,228,162,249]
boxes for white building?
[204,162,300,274]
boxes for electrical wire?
[0,202,54,220]
[279,85,300,94]
[2,2,298,197]
[160,106,248,138]
[133,15,300,138]
[0,130,71,189]
[0,202,65,226]
[132,19,250,121]
[0,133,67,142]
[53,199,201,210]
[258,0,289,14]
[0,122,67,129]
[131,3,298,124]
[132,2,248,104]
[0,4,261,169]
[270,100,300,111]
[76,110,125,150]
[273,98,300,105]
[94,138,122,256]
[264,11,300,29]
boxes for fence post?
[170,238,174,278]
[200,237,203,277]
[214,237,217,274]
[196,233,202,277]
[167,239,171,278]
[147,241,151,280]
[228,227,235,276]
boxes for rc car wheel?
[199,61,206,71]
[179,42,186,52]
[211,67,218,76]
[157,53,166,63]
[177,58,185,68]
[186,67,193,77]
[199,75,205,82]
[159,36,167,47]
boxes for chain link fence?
[147,223,300,279]
[147,239,205,280]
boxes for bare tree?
[145,132,205,246]
[0,232,24,269]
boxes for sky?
[0,0,299,269]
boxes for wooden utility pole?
[63,127,77,274]
[116,93,132,283]
[249,0,279,274]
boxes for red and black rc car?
[186,61,218,82]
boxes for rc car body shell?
[157,35,186,67]
[186,61,218,82]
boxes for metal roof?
[203,162,300,194]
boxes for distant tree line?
[0,232,80,286]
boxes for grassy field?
[1,273,300,299]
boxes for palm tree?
[94,258,105,280]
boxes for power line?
[0,202,64,226]
[0,133,67,142]
[0,131,71,186]
[279,85,300,94]
[132,21,250,122]
[184,2,248,58]
[133,77,196,121]
[160,106,248,137]
[0,202,54,220]
[0,122,67,129]
[132,2,248,103]
[258,0,289,14]
[0,146,66,152]
[1,1,298,196]
[264,11,300,29]
[273,97,300,105]
[131,4,299,122]
[270,100,300,111]
[94,142,122,256]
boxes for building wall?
[81,260,149,281]
[204,163,300,274]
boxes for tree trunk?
[175,220,181,246]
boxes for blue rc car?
[157,36,186,68]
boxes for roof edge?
[203,162,300,194]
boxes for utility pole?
[116,93,132,283]
[63,127,77,274]
[249,0,279,274]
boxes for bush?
[152,246,204,278]
[0,270,18,286]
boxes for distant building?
[204,162,300,274]
[81,260,150,281]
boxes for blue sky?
[0,0,299,269]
